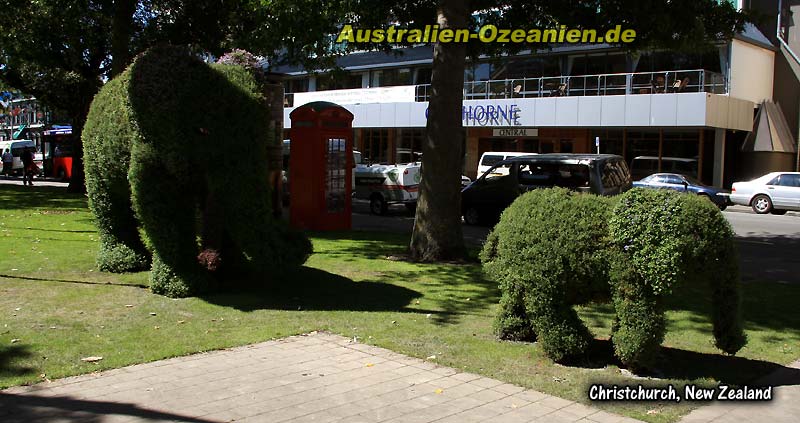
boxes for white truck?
[354,162,421,215]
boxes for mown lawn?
[1,184,799,423]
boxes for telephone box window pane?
[326,138,347,213]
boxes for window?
[317,73,362,91]
[361,129,389,164]
[325,138,347,213]
[777,174,800,187]
[602,161,631,189]
[371,68,412,87]
[397,129,424,163]
[480,154,506,167]
[663,175,684,185]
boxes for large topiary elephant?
[83,46,311,298]
[481,188,746,369]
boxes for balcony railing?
[415,69,726,102]
[283,69,726,107]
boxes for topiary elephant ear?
[609,189,690,296]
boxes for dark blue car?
[632,173,729,210]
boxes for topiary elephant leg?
[129,146,210,298]
[494,280,536,341]
[609,259,666,369]
[527,280,593,362]
[709,243,747,355]
[86,179,150,273]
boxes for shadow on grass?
[0,344,34,380]
[735,234,800,285]
[0,185,87,211]
[0,274,148,289]
[0,393,215,423]
[3,226,95,234]
[203,266,423,313]
[667,275,800,335]
[567,338,800,387]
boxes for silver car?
[730,172,800,214]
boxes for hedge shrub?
[481,188,614,362]
[482,187,745,369]
[608,188,746,366]
[84,72,150,273]
[83,45,312,297]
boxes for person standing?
[21,147,34,186]
[1,148,12,177]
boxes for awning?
[12,124,27,140]
[742,101,797,153]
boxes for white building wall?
[286,92,753,131]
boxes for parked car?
[633,173,729,210]
[730,172,800,214]
[461,154,632,225]
[629,156,698,181]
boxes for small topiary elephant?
[83,46,311,298]
[480,188,746,369]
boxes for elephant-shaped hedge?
[83,46,311,297]
[481,188,746,369]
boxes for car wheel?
[464,207,481,226]
[404,202,417,214]
[751,194,772,214]
[370,194,388,215]
[718,204,727,211]
[770,209,787,215]
[57,168,67,181]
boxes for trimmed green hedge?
[481,188,613,361]
[83,72,150,273]
[608,189,746,366]
[482,187,745,369]
[84,46,311,297]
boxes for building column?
[713,128,726,188]
[698,129,705,181]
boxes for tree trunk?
[111,0,137,78]
[409,0,468,262]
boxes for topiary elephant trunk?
[83,46,311,298]
[482,188,746,369]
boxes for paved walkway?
[679,359,800,423]
[1,332,636,423]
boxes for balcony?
[415,69,726,102]
[283,69,726,107]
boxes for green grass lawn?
[1,184,799,423]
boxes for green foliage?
[483,187,746,368]
[481,188,613,361]
[84,46,311,298]
[608,189,746,366]
[84,73,150,273]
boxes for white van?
[477,151,537,178]
[0,140,41,175]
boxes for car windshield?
[481,155,505,167]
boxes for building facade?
[275,4,799,188]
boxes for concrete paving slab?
[1,332,633,422]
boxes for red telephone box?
[289,101,354,231]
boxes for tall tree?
[0,0,269,191]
